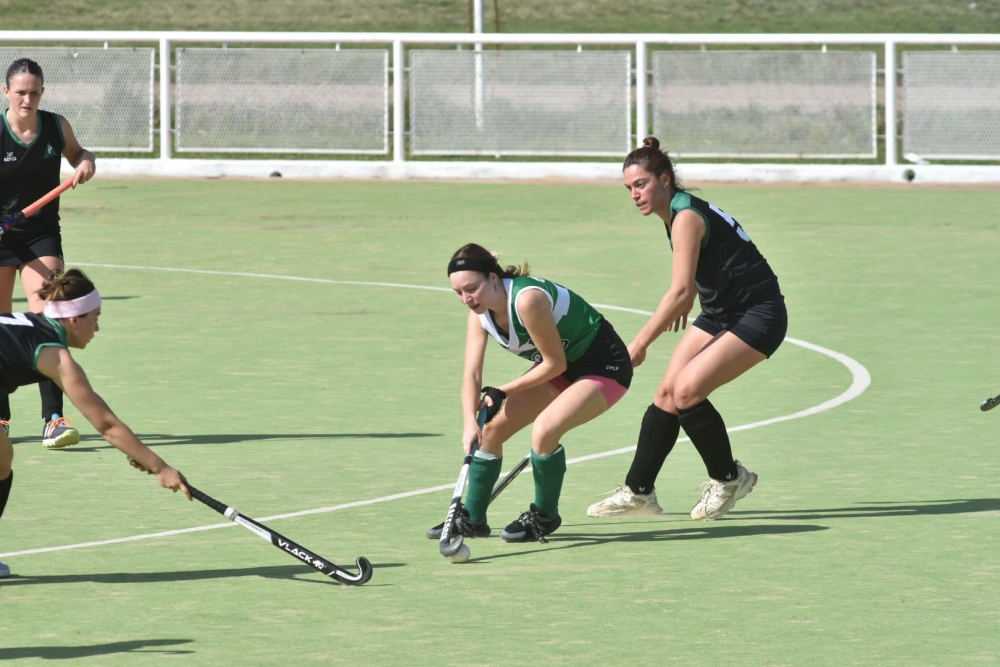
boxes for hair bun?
[642,136,660,150]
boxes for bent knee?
[671,381,706,411]
[652,385,677,412]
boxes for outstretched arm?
[36,347,190,499]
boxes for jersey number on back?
[0,313,34,327]
[709,203,751,242]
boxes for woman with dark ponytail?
[0,57,97,449]
[427,243,633,544]
[588,137,787,522]
[0,269,188,578]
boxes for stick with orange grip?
[0,176,75,236]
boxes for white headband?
[43,289,102,319]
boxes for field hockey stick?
[439,406,489,558]
[187,483,373,586]
[489,453,531,505]
[981,394,1000,412]
[0,176,75,236]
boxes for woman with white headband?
[0,268,189,579]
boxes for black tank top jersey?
[0,312,67,394]
[667,191,781,316]
[0,109,66,237]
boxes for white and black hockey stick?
[439,407,489,558]
[981,394,1000,412]
[187,484,373,586]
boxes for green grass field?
[4,0,1000,34]
[0,179,998,665]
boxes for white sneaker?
[0,561,10,578]
[587,485,663,518]
[690,460,757,521]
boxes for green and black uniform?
[0,312,69,533]
[0,109,70,424]
[0,109,66,265]
[623,191,788,496]
[666,191,786,357]
[0,312,68,394]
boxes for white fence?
[2,31,1000,183]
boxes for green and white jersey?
[479,276,603,364]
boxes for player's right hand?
[157,466,192,500]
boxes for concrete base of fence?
[83,159,1000,185]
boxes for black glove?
[480,386,508,424]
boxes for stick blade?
[349,556,374,586]
[440,533,464,558]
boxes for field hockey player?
[427,243,633,544]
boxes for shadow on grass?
[469,522,827,562]
[0,563,376,587]
[0,638,194,660]
[19,431,441,450]
[734,497,1000,520]
[463,498,1000,562]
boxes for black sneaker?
[426,506,491,540]
[499,503,562,543]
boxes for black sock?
[678,400,738,481]
[39,380,63,422]
[625,404,680,495]
[0,470,12,520]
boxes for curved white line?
[0,264,870,559]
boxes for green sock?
[466,453,502,525]
[531,446,566,519]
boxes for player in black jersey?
[0,57,97,449]
[588,136,787,522]
[0,269,189,578]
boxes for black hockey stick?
[439,407,489,558]
[187,484,373,586]
[489,453,531,504]
[981,394,1000,412]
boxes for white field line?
[0,264,870,559]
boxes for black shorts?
[562,318,634,389]
[693,297,787,358]
[0,232,64,267]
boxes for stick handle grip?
[22,177,75,218]
[186,484,229,516]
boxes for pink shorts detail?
[548,374,629,408]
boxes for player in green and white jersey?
[427,243,633,543]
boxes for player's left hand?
[480,386,507,424]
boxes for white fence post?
[884,40,897,167]
[393,39,405,163]
[635,40,648,147]
[159,37,171,160]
